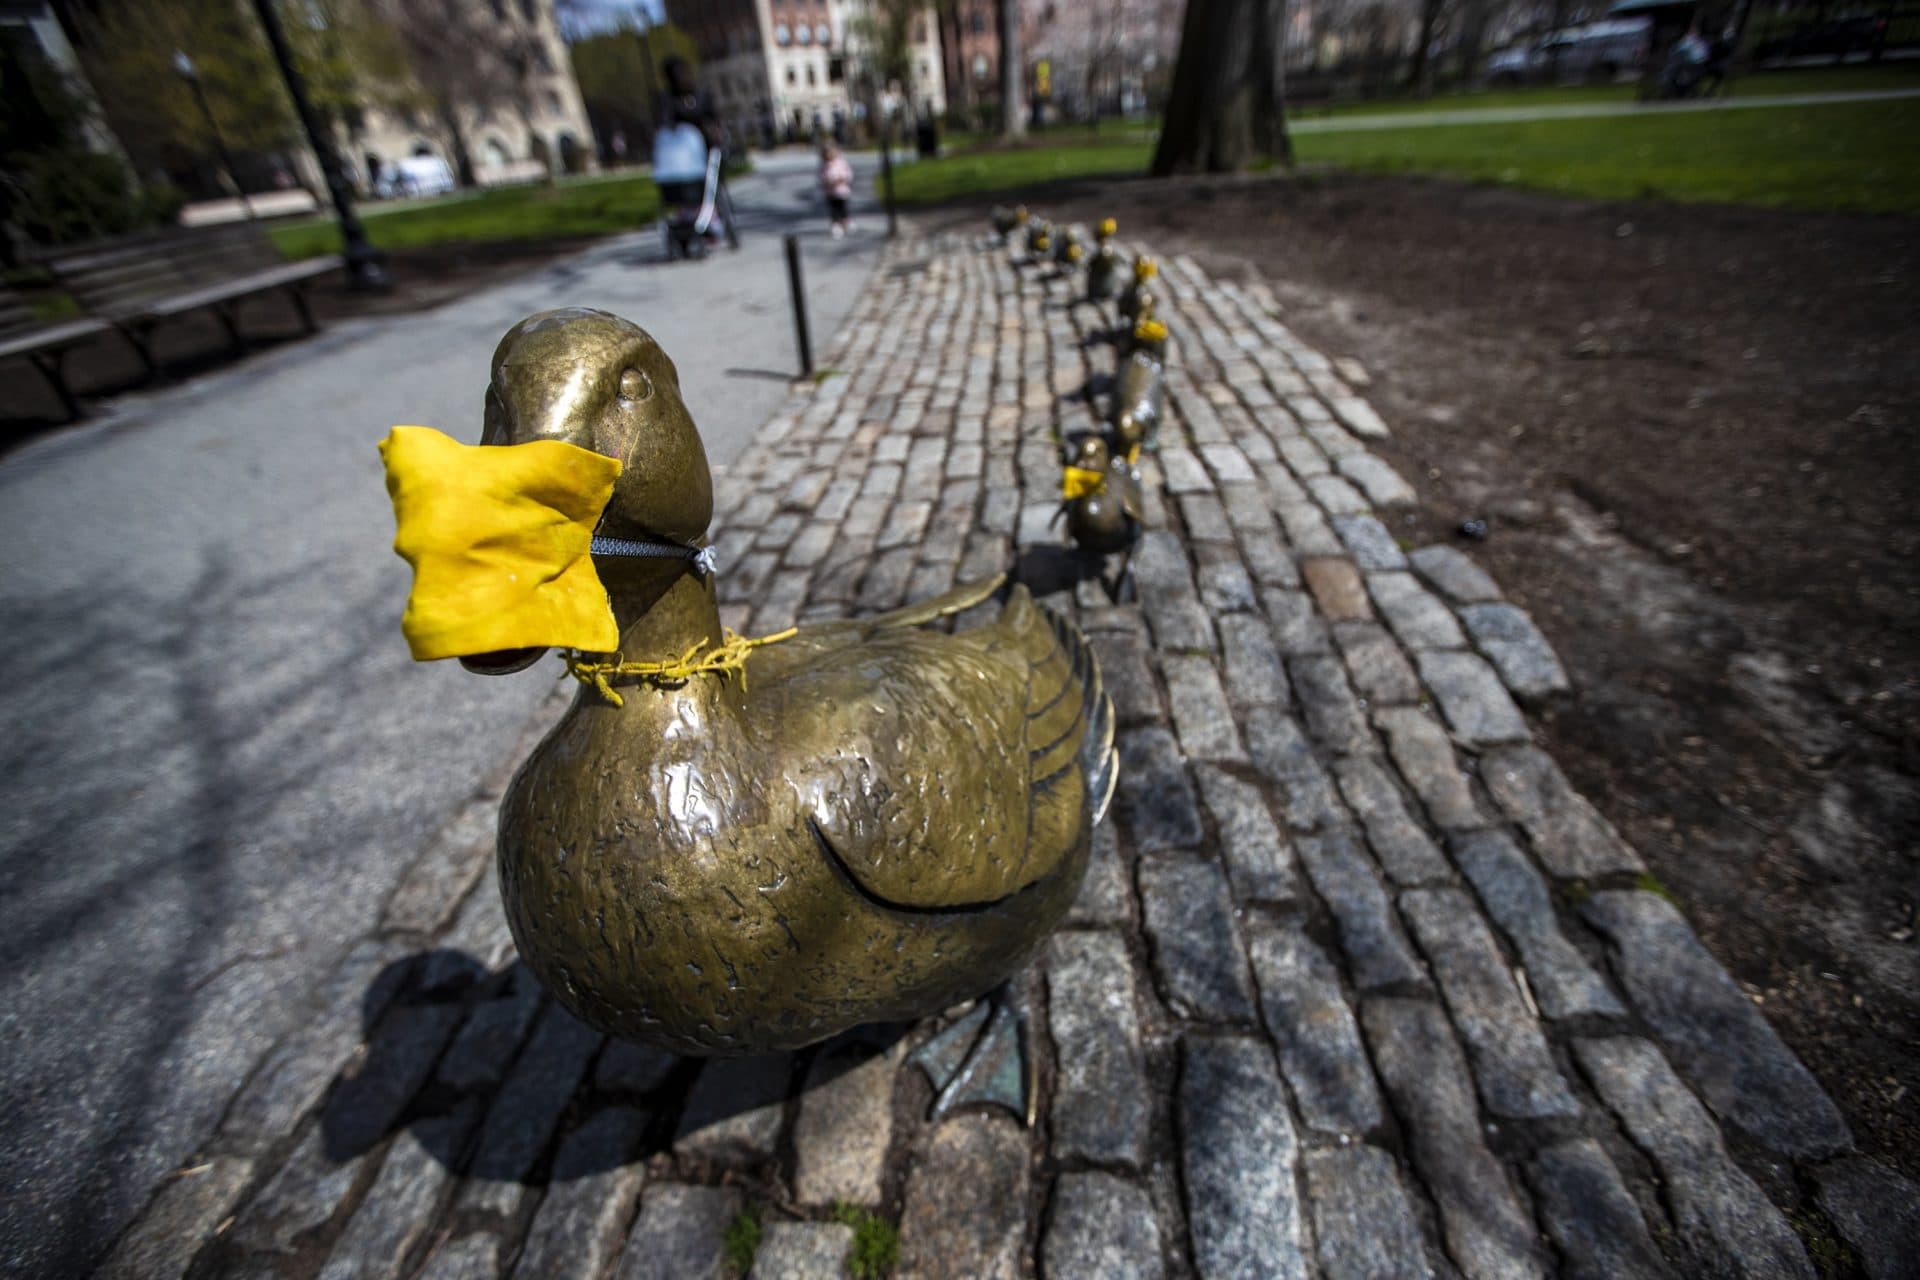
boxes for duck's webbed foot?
[908,983,1033,1125]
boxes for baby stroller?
[653,122,739,260]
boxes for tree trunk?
[1408,0,1446,93]
[1153,0,1284,175]
[436,97,477,188]
[996,0,1025,137]
[1251,0,1293,164]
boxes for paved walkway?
[0,151,888,1279]
[1289,86,1920,133]
[95,230,1918,1280]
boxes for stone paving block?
[325,995,470,1160]
[1195,545,1260,614]
[1574,1037,1814,1280]
[1363,1000,1548,1280]
[1337,453,1418,507]
[1117,728,1205,852]
[1091,630,1165,726]
[1248,923,1383,1135]
[1407,545,1502,603]
[1161,448,1215,494]
[1332,514,1410,571]
[1179,492,1235,543]
[1217,613,1292,710]
[412,1232,498,1280]
[1373,707,1487,831]
[1180,1037,1308,1280]
[226,1123,362,1254]
[784,523,839,570]
[1814,1157,1920,1280]
[1264,587,1334,656]
[1401,889,1581,1119]
[1278,435,1331,478]
[1163,655,1248,762]
[897,1115,1029,1280]
[1294,829,1426,990]
[1290,655,1375,756]
[674,1053,792,1164]
[1449,830,1623,1020]
[1042,1172,1166,1280]
[1140,854,1258,1021]
[1459,603,1570,701]
[319,1102,478,1280]
[749,1223,854,1279]
[1047,932,1151,1167]
[1480,746,1643,877]
[1417,650,1532,746]
[1333,757,1452,885]
[101,1154,255,1280]
[1195,765,1300,902]
[1330,396,1391,439]
[595,1039,678,1096]
[1368,572,1467,651]
[1303,1146,1431,1280]
[1581,891,1851,1157]
[437,965,544,1095]
[1308,473,1369,516]
[1240,529,1301,588]
[1277,499,1344,557]
[512,1108,649,1280]
[616,1182,743,1280]
[459,1002,605,1215]
[1333,621,1421,708]
[1067,820,1131,926]
[384,797,495,935]
[792,1037,901,1205]
[1243,712,1348,833]
[1525,1139,1670,1280]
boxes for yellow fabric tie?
[563,628,798,706]
[380,425,623,661]
[1062,465,1107,500]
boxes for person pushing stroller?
[652,57,739,258]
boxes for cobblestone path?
[103,233,1918,1280]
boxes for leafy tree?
[569,20,696,161]
[848,0,921,121]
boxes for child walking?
[819,142,853,238]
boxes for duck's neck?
[600,558,723,657]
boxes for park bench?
[0,285,115,422]
[45,221,342,378]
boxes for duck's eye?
[618,368,653,403]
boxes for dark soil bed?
[930,172,1920,1175]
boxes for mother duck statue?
[380,309,1117,1109]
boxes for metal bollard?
[879,122,898,239]
[783,233,813,378]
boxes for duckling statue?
[406,310,1118,1097]
[1025,217,1053,262]
[1109,347,1166,458]
[1053,224,1086,269]
[1117,255,1158,331]
[1126,315,1170,363]
[1059,435,1145,600]
[1085,218,1121,301]
[991,204,1028,241]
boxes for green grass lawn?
[892,93,1919,215]
[1293,97,1920,213]
[269,173,662,260]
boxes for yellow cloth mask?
[380,425,623,661]
[1061,465,1107,500]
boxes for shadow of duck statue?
[438,309,1118,1115]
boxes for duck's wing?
[793,573,1006,645]
[784,585,1114,911]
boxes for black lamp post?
[248,0,388,290]
[173,51,251,219]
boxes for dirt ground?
[934,171,1920,1176]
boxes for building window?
[786,65,797,85]
[806,63,816,86]
[775,22,790,45]
[816,23,830,46]
[796,23,811,44]
[973,53,989,78]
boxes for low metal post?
[879,118,898,238]
[784,233,813,377]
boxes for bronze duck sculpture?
[1109,347,1166,459]
[990,204,1028,240]
[461,309,1118,1060]
[1117,254,1158,332]
[1059,435,1145,600]
[1085,218,1121,301]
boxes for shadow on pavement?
[323,950,905,1184]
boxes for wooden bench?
[46,222,343,377]
[0,287,115,421]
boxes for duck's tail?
[1041,603,1120,827]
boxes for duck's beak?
[460,647,548,676]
